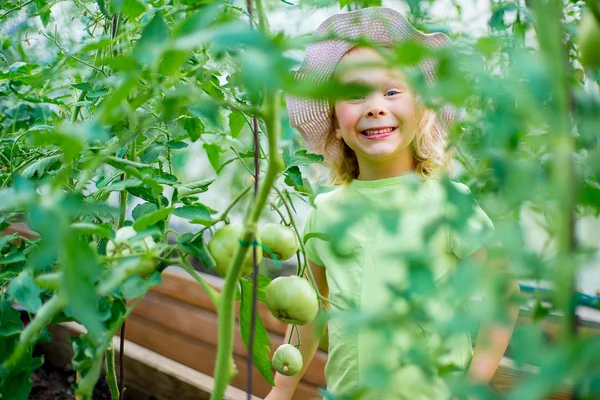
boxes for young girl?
[267,7,519,400]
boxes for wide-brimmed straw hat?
[286,7,456,165]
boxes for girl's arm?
[466,248,520,385]
[265,260,329,400]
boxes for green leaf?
[86,88,109,99]
[121,272,162,300]
[184,117,204,142]
[70,333,98,375]
[0,356,42,400]
[167,141,188,149]
[33,0,51,27]
[103,178,143,192]
[133,12,169,65]
[175,178,215,199]
[173,22,269,53]
[284,166,303,187]
[0,234,18,251]
[283,149,323,170]
[20,155,61,179]
[172,204,217,221]
[228,111,246,138]
[61,235,104,340]
[122,0,146,19]
[72,82,92,90]
[127,187,168,206]
[7,271,42,313]
[178,233,215,270]
[0,296,23,336]
[239,277,274,386]
[132,203,158,221]
[203,143,222,173]
[303,232,331,244]
[141,145,166,164]
[159,50,189,77]
[0,253,27,265]
[71,222,114,239]
[133,207,173,231]
[188,97,221,129]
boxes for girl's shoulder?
[312,185,349,207]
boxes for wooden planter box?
[120,267,592,400]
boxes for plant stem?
[105,344,120,400]
[179,256,221,307]
[531,0,576,340]
[210,91,284,400]
[76,350,104,399]
[119,324,126,400]
[273,187,308,276]
[0,0,34,19]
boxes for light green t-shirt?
[302,173,494,400]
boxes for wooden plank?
[123,313,321,400]
[491,358,572,400]
[517,312,600,341]
[129,290,328,388]
[41,322,257,400]
[155,268,289,336]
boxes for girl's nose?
[364,96,387,117]
[365,106,387,118]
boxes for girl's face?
[334,47,418,179]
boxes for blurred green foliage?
[0,0,599,399]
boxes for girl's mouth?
[360,127,396,140]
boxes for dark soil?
[29,358,130,400]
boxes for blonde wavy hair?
[325,101,455,186]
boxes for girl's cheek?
[334,104,358,129]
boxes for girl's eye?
[385,90,401,97]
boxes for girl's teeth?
[363,127,394,136]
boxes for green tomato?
[259,223,298,261]
[123,255,158,278]
[578,13,600,69]
[106,226,156,257]
[272,344,303,376]
[265,276,319,325]
[207,224,262,278]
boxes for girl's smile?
[360,126,396,139]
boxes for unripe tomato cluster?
[206,223,299,278]
[206,222,319,378]
[266,276,319,377]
